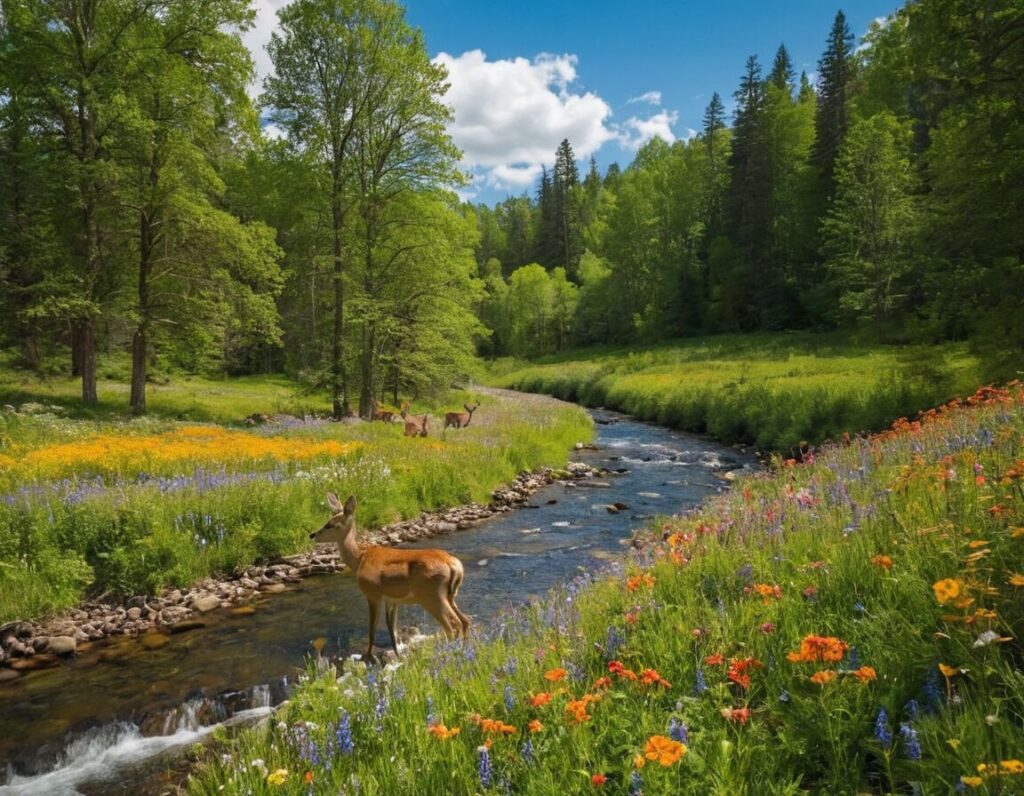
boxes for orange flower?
[608,660,638,680]
[640,668,672,688]
[810,670,837,686]
[1008,573,1024,587]
[530,692,553,707]
[544,667,568,682]
[634,754,646,769]
[593,676,612,690]
[427,723,461,740]
[304,771,314,785]
[644,735,686,766]
[726,657,763,689]
[753,583,782,601]
[625,610,641,626]
[938,663,961,679]
[591,773,608,787]
[720,706,750,724]
[787,635,848,663]
[705,653,725,666]
[565,693,601,723]
[479,718,517,736]
[933,578,962,604]
[851,666,877,683]
[528,719,544,734]
[626,573,656,592]
[870,554,893,570]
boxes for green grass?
[186,383,1024,795]
[490,333,986,453]
[0,375,593,622]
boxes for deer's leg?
[363,598,380,662]
[450,600,471,638]
[421,594,460,639]
[385,602,400,656]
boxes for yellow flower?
[1001,759,1024,775]
[960,776,983,787]
[633,754,646,769]
[266,769,289,786]
[1008,573,1024,587]
[938,663,960,678]
[933,578,962,605]
[643,735,686,766]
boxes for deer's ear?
[344,495,357,515]
[326,493,343,512]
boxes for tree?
[812,10,856,197]
[552,138,582,277]
[507,264,553,355]
[769,43,795,91]
[821,112,918,338]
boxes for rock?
[262,583,286,594]
[0,621,33,643]
[126,607,142,621]
[723,471,737,482]
[575,480,611,488]
[192,595,222,614]
[126,596,147,610]
[166,590,183,605]
[0,668,21,682]
[546,499,558,505]
[605,505,620,514]
[230,605,256,616]
[168,620,206,634]
[48,636,77,655]
[141,633,170,650]
[31,636,50,653]
[612,502,630,510]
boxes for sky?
[243,0,901,206]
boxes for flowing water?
[0,409,756,795]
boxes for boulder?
[192,595,222,614]
[47,636,77,656]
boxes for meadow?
[0,376,592,622]
[491,334,987,453]
[187,383,1024,795]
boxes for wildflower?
[705,653,725,666]
[427,723,461,740]
[591,773,608,787]
[304,771,314,785]
[521,738,534,763]
[871,555,893,570]
[528,719,544,733]
[900,723,922,761]
[848,646,860,669]
[939,663,961,678]
[727,657,763,689]
[874,708,893,750]
[544,667,568,682]
[760,622,776,634]
[604,626,625,658]
[644,735,686,766]
[640,668,671,688]
[904,699,919,720]
[626,573,655,592]
[335,712,354,754]
[851,666,877,683]
[802,585,818,601]
[694,669,708,695]
[1008,574,1024,587]
[625,609,641,626]
[810,670,836,686]
[668,718,688,744]
[753,583,782,602]
[933,579,962,605]
[778,690,790,702]
[593,676,612,690]
[787,635,848,663]
[478,745,493,787]
[479,718,517,736]
[629,770,644,796]
[960,776,983,788]
[266,769,289,786]
[985,714,999,726]
[609,660,638,680]
[973,630,1012,647]
[530,692,552,707]
[566,694,601,723]
[721,706,750,724]
[504,684,515,712]
[1001,760,1024,775]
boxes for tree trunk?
[330,190,350,419]
[359,321,376,418]
[130,326,147,415]
[131,211,152,415]
[77,318,98,404]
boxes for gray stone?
[126,607,142,621]
[48,636,77,655]
[0,668,21,682]
[192,595,222,613]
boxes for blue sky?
[245,1,901,205]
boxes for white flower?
[973,630,1001,647]
[986,714,1000,726]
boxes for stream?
[0,409,757,795]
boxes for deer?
[443,402,480,430]
[310,494,470,661]
[370,399,395,423]
[400,403,429,437]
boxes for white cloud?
[240,0,290,96]
[627,90,662,106]
[434,50,615,191]
[618,110,680,150]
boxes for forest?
[1,0,1022,414]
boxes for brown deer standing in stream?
[310,494,470,660]
[443,402,480,429]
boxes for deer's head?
[465,402,480,414]
[310,493,357,542]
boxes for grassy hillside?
[491,334,986,453]
[188,383,1024,795]
[0,376,592,621]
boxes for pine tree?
[552,138,582,277]
[534,165,558,267]
[812,10,856,195]
[798,70,815,104]
[702,91,727,157]
[769,43,795,92]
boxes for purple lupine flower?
[629,769,643,796]
[521,738,534,764]
[778,690,790,703]
[874,708,892,750]
[848,646,860,669]
[425,696,435,727]
[477,745,493,787]
[668,718,688,744]
[904,699,919,721]
[336,712,354,754]
[694,669,708,695]
[900,723,922,761]
[504,684,515,712]
[604,625,625,660]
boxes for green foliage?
[186,385,1024,796]
[492,334,984,452]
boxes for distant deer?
[444,402,480,429]
[370,399,395,423]
[400,404,429,437]
[310,494,470,660]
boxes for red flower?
[591,773,608,787]
[705,653,725,666]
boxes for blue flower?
[904,699,919,721]
[521,738,534,764]
[778,690,790,703]
[629,770,644,796]
[849,646,860,669]
[504,684,515,712]
[668,718,688,744]
[336,712,354,754]
[604,626,625,660]
[900,722,922,761]
[874,708,892,750]
[478,745,493,787]
[425,696,435,727]
[694,668,708,695]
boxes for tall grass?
[0,387,592,621]
[187,384,1024,795]
[492,333,985,452]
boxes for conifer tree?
[812,10,856,195]
[769,43,795,92]
[552,139,582,277]
[702,92,727,157]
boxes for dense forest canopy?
[0,0,1021,416]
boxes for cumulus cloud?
[434,50,615,190]
[618,110,680,150]
[240,0,290,96]
[627,90,662,106]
